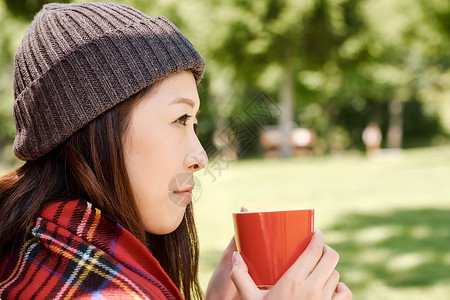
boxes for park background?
[0,0,449,299]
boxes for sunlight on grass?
[195,146,450,299]
[444,253,450,264]
[410,225,433,239]
[387,252,434,271]
[352,248,390,266]
[362,281,450,300]
[353,225,403,244]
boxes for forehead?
[146,71,200,107]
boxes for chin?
[146,212,186,235]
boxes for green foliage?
[335,98,447,150]
[0,2,28,156]
[4,0,70,20]
[201,0,450,153]
[0,0,449,164]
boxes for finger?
[230,251,260,299]
[215,236,237,266]
[307,245,339,286]
[321,270,339,300]
[281,230,325,281]
[226,235,237,253]
[204,237,240,300]
[332,282,352,300]
[240,207,249,212]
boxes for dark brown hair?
[0,84,202,300]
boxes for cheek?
[126,131,169,188]
[123,128,187,234]
[123,125,184,204]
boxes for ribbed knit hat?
[13,2,206,161]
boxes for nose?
[185,144,208,172]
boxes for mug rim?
[232,208,314,215]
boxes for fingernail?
[232,251,239,265]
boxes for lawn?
[194,146,450,299]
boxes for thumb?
[230,251,260,300]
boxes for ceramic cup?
[233,208,314,287]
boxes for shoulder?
[0,235,177,299]
[0,199,182,299]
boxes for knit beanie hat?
[13,2,206,161]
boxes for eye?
[175,114,199,136]
[176,114,192,126]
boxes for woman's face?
[122,70,208,234]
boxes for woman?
[0,2,351,299]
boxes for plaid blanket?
[0,199,183,299]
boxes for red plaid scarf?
[0,199,184,299]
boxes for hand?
[230,231,352,300]
[205,207,248,300]
[204,236,240,300]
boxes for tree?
[147,0,449,154]
[201,0,373,154]
[360,0,450,149]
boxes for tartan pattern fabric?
[0,199,183,299]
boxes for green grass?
[194,146,450,299]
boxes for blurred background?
[0,0,449,299]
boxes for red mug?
[233,209,314,287]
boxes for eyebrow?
[169,97,196,108]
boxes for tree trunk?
[279,65,294,157]
[387,97,404,149]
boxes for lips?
[171,187,194,206]
[168,173,197,206]
[173,186,194,194]
[172,187,194,202]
